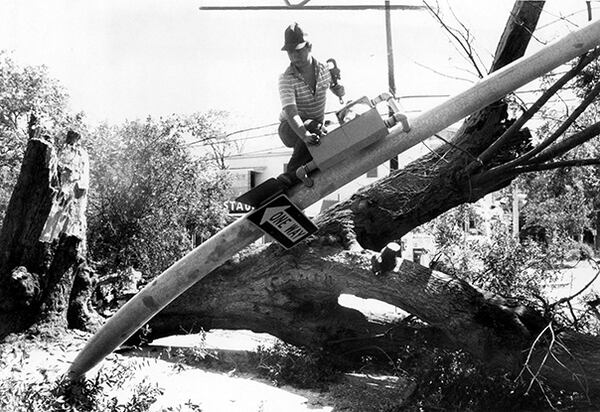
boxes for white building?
[225,146,386,218]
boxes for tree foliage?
[179,110,240,169]
[0,51,78,222]
[86,116,231,280]
[430,205,560,299]
[520,169,594,242]
[517,54,600,247]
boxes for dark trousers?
[278,121,313,184]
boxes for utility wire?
[187,130,279,147]
[228,146,290,157]
[187,88,579,147]
[432,133,482,164]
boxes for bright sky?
[0,1,595,132]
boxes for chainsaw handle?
[371,93,411,132]
[327,58,344,104]
[326,58,340,83]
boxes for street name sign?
[247,194,317,249]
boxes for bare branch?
[518,80,600,158]
[550,260,600,310]
[469,47,600,172]
[552,335,590,398]
[517,322,553,393]
[485,79,600,177]
[514,158,600,174]
[536,9,582,31]
[517,322,589,407]
[446,2,488,71]
[531,121,600,163]
[422,0,485,78]
[412,60,475,83]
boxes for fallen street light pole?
[67,18,600,380]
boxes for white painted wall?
[225,148,387,217]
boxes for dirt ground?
[0,328,415,412]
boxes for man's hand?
[304,131,320,145]
[303,119,326,145]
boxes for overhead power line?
[187,131,279,147]
[199,5,425,11]
[187,87,580,147]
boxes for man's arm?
[282,105,320,145]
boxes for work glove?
[304,119,327,135]
[303,119,327,145]
[303,130,320,145]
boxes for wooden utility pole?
[385,0,396,96]
[67,18,600,380]
[385,0,399,171]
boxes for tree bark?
[143,1,600,396]
[68,264,103,331]
[0,137,96,337]
[0,138,57,335]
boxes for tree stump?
[0,135,97,338]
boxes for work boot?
[296,165,314,187]
[276,173,296,188]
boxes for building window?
[366,167,378,178]
[413,248,427,265]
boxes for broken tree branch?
[485,80,600,177]
[528,121,600,163]
[470,48,600,172]
[514,158,600,174]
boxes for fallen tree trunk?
[148,240,599,393]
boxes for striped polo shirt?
[278,58,333,123]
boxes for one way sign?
[247,194,318,249]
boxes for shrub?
[251,342,340,389]
[87,117,230,280]
[396,346,586,412]
[0,359,163,412]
